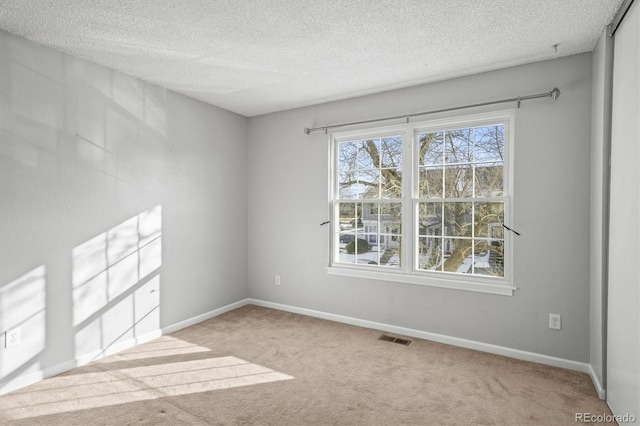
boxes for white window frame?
[327,110,515,296]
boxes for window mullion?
[403,128,413,273]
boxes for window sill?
[326,266,516,296]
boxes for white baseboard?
[588,364,606,400]
[247,298,602,387]
[0,331,163,396]
[161,299,248,335]
[0,300,249,396]
[74,330,164,367]
[0,369,46,396]
[1,297,606,401]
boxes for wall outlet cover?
[549,313,561,330]
[5,328,21,348]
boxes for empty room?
[0,1,638,424]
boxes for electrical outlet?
[5,328,20,348]
[275,275,281,286]
[549,313,561,330]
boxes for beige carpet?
[0,305,614,425]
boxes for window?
[329,111,514,295]
[335,134,403,267]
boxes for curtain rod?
[303,87,561,135]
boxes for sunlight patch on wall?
[10,62,62,129]
[0,266,46,380]
[72,205,162,359]
[143,83,167,136]
[113,73,144,121]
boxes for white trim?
[329,110,515,292]
[327,266,515,296]
[161,299,248,335]
[1,298,605,402]
[588,364,607,400]
[0,329,160,396]
[0,369,47,396]
[0,299,250,396]
[247,298,594,376]
[74,330,163,366]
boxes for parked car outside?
[339,234,355,243]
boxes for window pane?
[362,233,378,250]
[442,238,473,273]
[337,202,402,269]
[474,239,504,277]
[475,162,504,197]
[379,202,402,234]
[473,240,503,277]
[338,203,362,265]
[381,136,402,168]
[445,129,473,164]
[473,240,491,274]
[339,137,402,200]
[364,203,402,268]
[419,166,443,198]
[381,168,402,198]
[382,235,401,267]
[444,164,473,198]
[357,139,380,169]
[475,203,504,238]
[418,132,443,166]
[357,170,380,199]
[338,235,372,263]
[443,202,472,237]
[338,232,356,244]
[475,125,504,162]
[362,206,378,240]
[489,240,504,277]
[338,170,358,199]
[338,203,361,229]
[338,141,358,171]
[363,243,380,266]
[418,236,443,271]
[340,180,370,199]
[418,202,442,236]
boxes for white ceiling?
[0,0,624,117]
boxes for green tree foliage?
[345,238,369,254]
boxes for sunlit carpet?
[0,305,614,425]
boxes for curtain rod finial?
[550,88,561,100]
[304,127,311,135]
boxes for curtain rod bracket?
[517,97,521,109]
[502,224,521,236]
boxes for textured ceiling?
[0,0,624,117]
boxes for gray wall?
[590,27,613,394]
[248,53,593,362]
[0,30,248,393]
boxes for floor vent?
[379,334,412,346]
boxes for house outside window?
[329,111,515,296]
